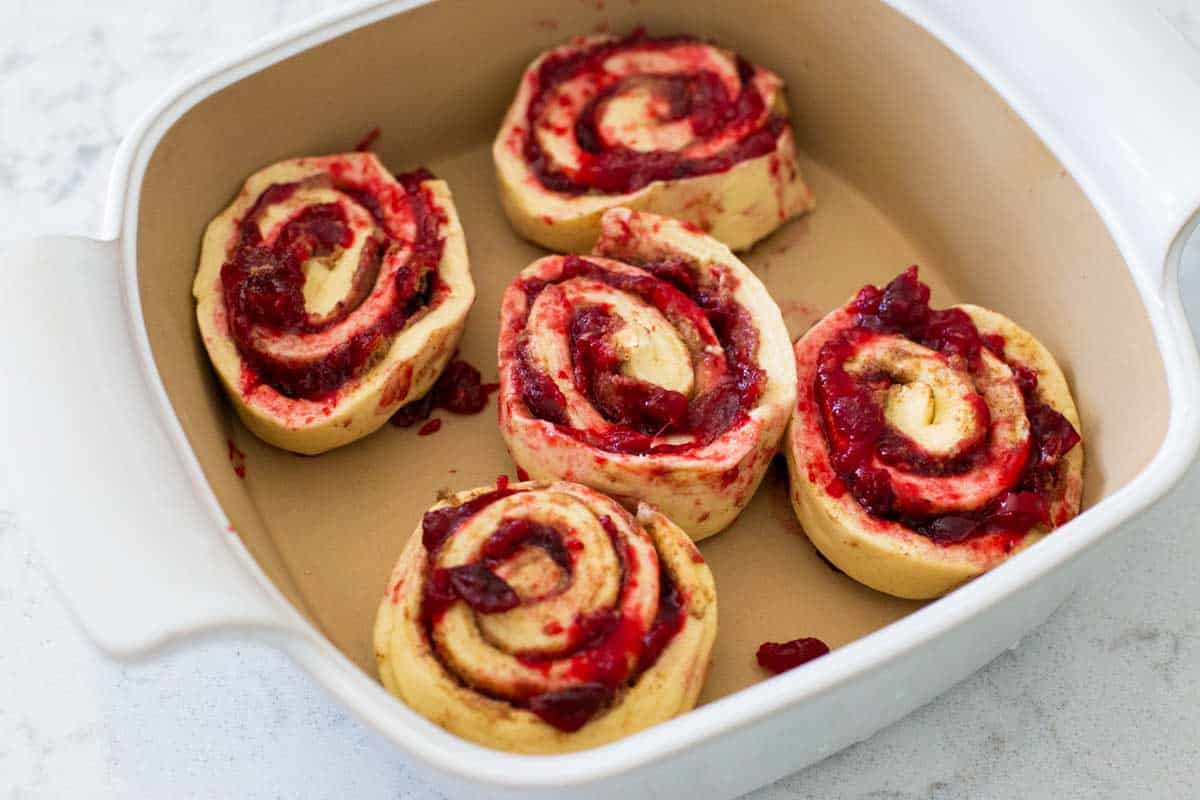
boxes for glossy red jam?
[636,575,686,673]
[222,168,443,400]
[816,268,1081,543]
[420,486,516,553]
[515,256,763,453]
[442,563,521,613]
[419,485,689,732]
[390,359,500,427]
[756,637,830,674]
[523,30,788,195]
[527,683,613,732]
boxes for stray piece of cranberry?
[756,637,830,674]
[432,360,497,415]
[390,359,499,427]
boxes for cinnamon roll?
[498,207,796,539]
[374,478,717,753]
[493,30,814,252]
[193,152,473,454]
[786,267,1084,598]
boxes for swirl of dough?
[499,208,796,539]
[193,153,474,454]
[374,479,717,753]
[493,30,814,252]
[786,267,1084,598]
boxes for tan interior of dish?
[133,0,1168,718]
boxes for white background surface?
[3,1,1200,797]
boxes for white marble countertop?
[3,1,1199,797]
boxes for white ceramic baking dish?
[6,0,1200,797]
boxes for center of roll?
[490,532,570,600]
[846,335,985,461]
[256,186,377,318]
[608,299,695,397]
[434,492,621,661]
[595,77,695,153]
[524,271,699,435]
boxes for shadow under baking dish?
[132,0,1168,714]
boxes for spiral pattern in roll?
[786,267,1084,598]
[373,478,716,753]
[499,208,797,540]
[194,152,473,454]
[493,30,814,253]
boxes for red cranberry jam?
[756,637,830,674]
[390,359,500,428]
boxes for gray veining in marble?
[2,1,1199,797]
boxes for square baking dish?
[7,0,1200,797]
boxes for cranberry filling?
[522,29,789,195]
[420,486,516,553]
[1027,405,1082,477]
[222,168,444,400]
[816,267,1081,543]
[527,684,614,732]
[514,256,762,453]
[568,305,620,397]
[482,518,572,573]
[422,567,458,620]
[390,359,500,427]
[852,266,984,366]
[445,563,521,614]
[569,608,623,653]
[636,574,686,673]
[636,255,698,294]
[756,637,830,674]
[517,343,570,425]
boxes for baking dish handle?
[2,236,304,657]
[907,0,1200,298]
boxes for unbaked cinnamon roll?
[373,478,717,754]
[498,208,796,540]
[493,30,814,253]
[194,152,473,454]
[786,267,1084,599]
